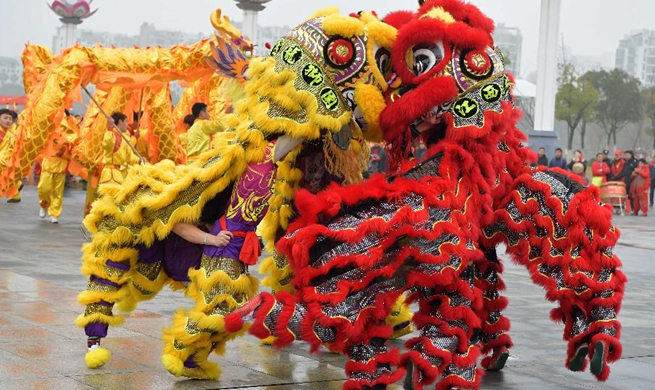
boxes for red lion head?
[381,0,513,150]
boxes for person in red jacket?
[609,150,631,212]
[591,152,611,186]
[630,158,650,216]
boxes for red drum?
[600,181,627,206]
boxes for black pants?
[650,180,655,205]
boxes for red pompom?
[264,42,272,49]
[326,38,355,67]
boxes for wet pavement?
[0,184,654,390]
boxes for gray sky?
[1,0,653,78]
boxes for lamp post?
[49,0,98,52]
[233,0,272,49]
[534,0,561,133]
[530,0,561,155]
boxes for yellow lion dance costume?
[75,8,405,380]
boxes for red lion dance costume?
[228,1,626,389]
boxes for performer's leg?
[46,172,67,218]
[76,238,169,368]
[246,273,406,389]
[490,171,626,381]
[476,247,512,371]
[161,255,258,380]
[7,182,21,203]
[344,322,402,390]
[114,243,171,313]
[257,251,293,345]
[37,172,53,214]
[75,248,138,368]
[402,268,482,390]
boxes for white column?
[534,0,561,132]
[63,23,77,49]
[242,9,258,42]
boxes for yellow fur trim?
[309,6,339,19]
[421,6,456,24]
[161,354,185,377]
[259,335,277,345]
[115,296,138,313]
[386,295,415,339]
[85,347,111,368]
[208,323,250,356]
[322,14,365,38]
[77,289,128,306]
[259,256,293,293]
[354,83,386,142]
[75,312,124,328]
[162,352,221,380]
[163,310,211,347]
[365,40,389,93]
[243,58,352,139]
[364,16,397,51]
[189,269,258,296]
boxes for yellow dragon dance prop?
[0,39,220,197]
[74,8,400,379]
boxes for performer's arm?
[411,111,440,136]
[201,119,226,136]
[172,223,233,247]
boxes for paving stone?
[0,184,653,389]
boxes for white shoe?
[50,216,59,224]
[39,208,47,218]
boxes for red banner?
[0,95,27,105]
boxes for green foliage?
[583,69,642,147]
[642,86,655,148]
[555,64,599,149]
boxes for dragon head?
[380,0,513,146]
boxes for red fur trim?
[589,332,622,368]
[248,292,276,341]
[481,333,513,354]
[272,292,300,348]
[383,10,415,29]
[224,313,244,333]
[418,0,495,35]
[392,0,494,86]
[380,76,459,143]
[437,367,483,390]
[401,349,444,385]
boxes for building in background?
[570,53,615,74]
[0,57,23,95]
[494,22,523,76]
[616,29,655,86]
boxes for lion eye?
[410,42,444,75]
[375,47,392,75]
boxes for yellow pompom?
[85,347,111,368]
